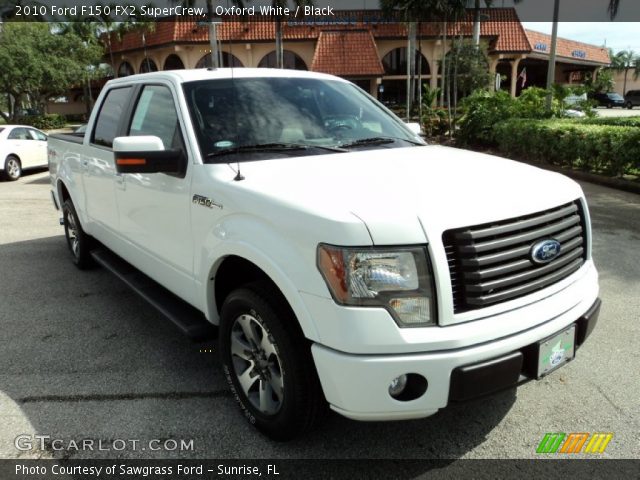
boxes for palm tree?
[272,0,314,69]
[173,0,223,68]
[608,0,621,19]
[382,0,466,115]
[612,49,639,95]
[472,0,523,46]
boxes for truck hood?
[237,145,584,245]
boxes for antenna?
[234,163,244,181]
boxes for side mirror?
[405,122,422,135]
[113,136,185,174]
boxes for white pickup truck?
[49,69,600,440]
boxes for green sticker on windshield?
[215,141,234,148]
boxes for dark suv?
[624,90,640,109]
[590,92,625,108]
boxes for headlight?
[317,244,436,327]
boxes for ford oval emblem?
[531,239,561,265]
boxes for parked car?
[0,125,48,181]
[48,69,600,440]
[590,92,625,108]
[624,90,640,109]
[564,109,586,118]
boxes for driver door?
[114,83,196,305]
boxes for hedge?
[575,116,640,128]
[15,114,66,130]
[493,119,640,177]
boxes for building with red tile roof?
[50,9,611,116]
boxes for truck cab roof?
[106,68,348,87]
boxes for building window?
[381,48,430,76]
[195,52,244,69]
[117,61,134,77]
[164,54,185,70]
[258,50,307,70]
[140,58,158,73]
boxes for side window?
[8,128,30,140]
[28,129,47,141]
[128,85,183,150]
[92,87,132,148]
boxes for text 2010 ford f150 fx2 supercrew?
[49,69,600,440]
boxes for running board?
[90,248,216,341]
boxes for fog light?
[389,374,408,398]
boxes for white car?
[0,125,48,181]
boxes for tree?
[0,23,103,121]
[608,0,621,19]
[271,0,314,69]
[472,1,523,46]
[585,68,615,94]
[611,49,639,95]
[381,0,466,116]
[446,40,492,101]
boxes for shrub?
[458,90,517,145]
[15,114,66,130]
[577,116,640,128]
[458,88,563,146]
[493,119,640,177]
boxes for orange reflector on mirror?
[117,158,147,165]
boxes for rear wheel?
[219,282,324,441]
[2,155,21,181]
[62,199,93,269]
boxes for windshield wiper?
[206,142,346,159]
[338,136,423,149]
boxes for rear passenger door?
[84,86,133,240]
[6,128,35,167]
[114,83,196,305]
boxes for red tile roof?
[107,9,609,67]
[525,30,610,65]
[311,30,384,76]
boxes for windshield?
[607,93,623,100]
[183,77,423,162]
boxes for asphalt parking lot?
[0,169,638,462]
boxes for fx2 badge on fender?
[193,194,223,210]
[531,239,561,264]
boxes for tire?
[219,281,324,441]
[627,102,634,110]
[606,103,613,109]
[2,155,21,181]
[62,198,93,269]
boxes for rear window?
[92,87,132,148]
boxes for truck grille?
[443,201,587,314]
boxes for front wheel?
[2,155,21,181]
[627,102,634,109]
[219,282,324,441]
[62,199,93,269]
